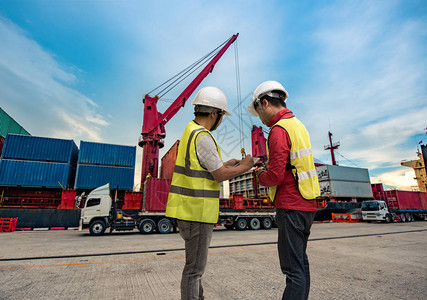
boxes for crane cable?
[234,41,244,152]
[146,37,230,99]
[335,151,359,167]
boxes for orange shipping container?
[160,140,179,180]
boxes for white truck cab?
[361,200,392,223]
[77,183,112,234]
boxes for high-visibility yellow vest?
[165,121,222,223]
[267,117,320,201]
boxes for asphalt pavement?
[0,222,426,299]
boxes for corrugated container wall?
[160,140,179,180]
[319,180,373,198]
[0,108,31,137]
[74,165,134,190]
[383,190,423,210]
[317,165,370,182]
[420,192,427,210]
[316,165,372,198]
[143,178,171,212]
[0,160,75,188]
[78,141,136,167]
[2,134,78,165]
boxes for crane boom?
[138,34,239,188]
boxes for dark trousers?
[276,209,316,300]
[177,219,213,300]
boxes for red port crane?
[138,34,239,189]
[324,131,340,165]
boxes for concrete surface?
[0,222,426,299]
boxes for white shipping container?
[319,180,373,198]
[316,165,370,183]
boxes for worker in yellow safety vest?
[248,80,320,300]
[166,86,254,300]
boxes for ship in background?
[401,128,427,193]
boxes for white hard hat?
[248,81,289,116]
[192,86,232,116]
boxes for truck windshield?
[361,202,379,211]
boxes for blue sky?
[1,0,426,190]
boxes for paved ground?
[0,221,426,300]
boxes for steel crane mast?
[138,33,239,188]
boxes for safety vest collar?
[267,108,294,127]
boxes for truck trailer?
[78,179,276,236]
[361,184,427,222]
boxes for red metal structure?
[324,131,340,165]
[138,34,239,187]
[251,125,267,161]
[0,217,18,232]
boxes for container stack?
[74,141,136,191]
[316,165,373,199]
[0,134,78,188]
[0,108,31,156]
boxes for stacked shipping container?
[74,141,136,190]
[0,134,78,188]
[316,165,373,199]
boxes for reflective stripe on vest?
[165,121,221,223]
[267,117,320,201]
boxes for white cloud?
[371,169,418,191]
[0,16,108,142]
[298,0,427,189]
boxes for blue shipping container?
[2,134,78,166]
[0,159,75,188]
[78,141,136,168]
[74,165,134,190]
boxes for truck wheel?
[405,213,412,222]
[157,218,172,234]
[89,220,106,236]
[262,217,273,230]
[235,218,247,230]
[139,219,155,234]
[249,218,261,230]
[385,214,392,223]
[400,213,406,222]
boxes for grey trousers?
[177,219,213,300]
[276,209,316,300]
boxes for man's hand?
[223,158,240,168]
[240,154,255,168]
[212,155,255,183]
